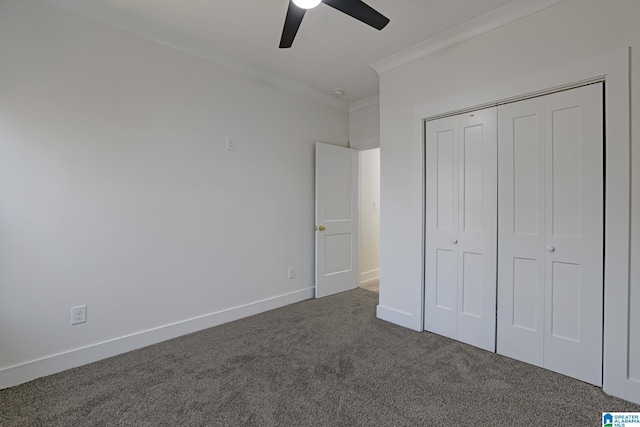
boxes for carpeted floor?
[1,288,638,426]
[359,279,379,293]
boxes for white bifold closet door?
[497,83,603,386]
[424,107,497,352]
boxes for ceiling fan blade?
[321,0,389,30]
[279,1,306,48]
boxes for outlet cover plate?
[71,305,87,325]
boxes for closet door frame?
[414,48,631,401]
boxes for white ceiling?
[48,0,553,107]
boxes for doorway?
[358,148,380,293]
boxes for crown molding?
[40,0,350,111]
[370,0,565,75]
[349,94,379,113]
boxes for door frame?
[412,48,632,401]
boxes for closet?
[424,83,604,385]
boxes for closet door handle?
[452,238,458,244]
[546,246,555,253]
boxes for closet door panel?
[437,130,456,231]
[435,249,456,310]
[543,83,603,386]
[497,98,546,366]
[462,124,485,232]
[456,108,497,352]
[425,116,459,340]
[512,258,540,329]
[461,252,483,317]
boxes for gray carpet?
[1,289,638,426]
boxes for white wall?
[359,149,380,284]
[349,104,380,150]
[0,0,348,387]
[377,0,640,403]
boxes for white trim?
[376,304,421,331]
[412,48,632,402]
[370,0,565,76]
[423,77,605,122]
[360,269,380,284]
[349,94,379,113]
[0,287,314,389]
[629,379,640,404]
[40,0,349,112]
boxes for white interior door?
[425,115,459,339]
[424,108,497,352]
[497,96,546,367]
[315,143,359,298]
[456,109,498,351]
[497,83,603,386]
[543,84,603,386]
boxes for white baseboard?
[0,287,314,390]
[360,269,380,285]
[627,378,640,405]
[376,304,422,331]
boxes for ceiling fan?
[279,0,390,48]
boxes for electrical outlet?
[71,305,87,325]
[225,138,235,151]
[287,267,295,279]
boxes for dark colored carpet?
[1,288,638,426]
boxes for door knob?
[546,246,555,252]
[317,226,326,231]
[452,238,458,244]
